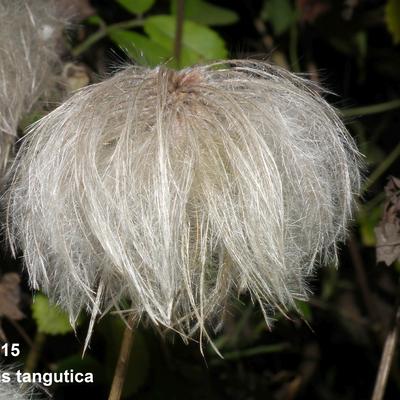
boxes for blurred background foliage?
[1,0,400,399]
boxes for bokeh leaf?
[385,0,400,44]
[86,15,104,26]
[116,0,155,15]
[32,294,74,335]
[56,354,106,382]
[261,0,296,35]
[144,15,228,67]
[171,0,238,26]
[109,29,170,66]
[296,300,313,321]
[358,206,383,247]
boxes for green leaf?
[20,111,45,131]
[56,355,106,383]
[385,0,400,44]
[261,0,296,35]
[144,15,228,67]
[86,15,104,26]
[109,30,170,66]
[32,294,74,335]
[116,0,155,15]
[395,261,400,274]
[171,0,238,26]
[358,206,383,247]
[295,300,312,321]
[354,31,368,59]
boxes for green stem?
[211,343,289,365]
[72,19,144,57]
[173,0,185,68]
[289,23,300,73]
[24,331,46,373]
[341,99,400,118]
[360,191,385,213]
[363,140,400,192]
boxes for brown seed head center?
[167,70,202,95]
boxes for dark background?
[2,0,400,399]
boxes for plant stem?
[173,0,185,68]
[371,306,400,400]
[363,141,400,192]
[72,19,144,57]
[9,319,34,348]
[253,18,289,69]
[348,236,378,324]
[360,191,385,213]
[108,317,135,400]
[341,99,400,118]
[211,343,289,365]
[289,23,300,72]
[24,331,46,373]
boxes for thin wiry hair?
[0,367,43,400]
[0,0,68,174]
[6,60,362,342]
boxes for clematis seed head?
[6,60,362,341]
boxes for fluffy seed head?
[0,0,69,173]
[6,60,362,339]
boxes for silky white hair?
[0,368,43,400]
[0,384,31,400]
[6,60,362,341]
[0,0,68,174]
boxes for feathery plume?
[0,0,69,174]
[6,60,362,340]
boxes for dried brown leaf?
[0,273,24,320]
[375,176,400,266]
[297,0,330,23]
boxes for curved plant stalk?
[341,99,400,118]
[72,19,144,57]
[289,23,300,72]
[108,317,135,400]
[363,141,400,192]
[371,305,400,400]
[173,0,185,68]
[24,331,46,373]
